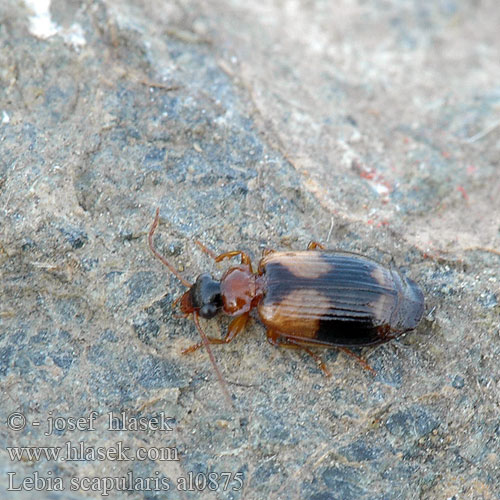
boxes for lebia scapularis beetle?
[148,208,424,403]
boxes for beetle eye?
[199,303,218,319]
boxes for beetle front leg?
[225,312,250,342]
[215,250,253,273]
[182,312,250,354]
[195,241,254,272]
[182,337,226,354]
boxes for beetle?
[148,209,424,401]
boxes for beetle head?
[180,273,222,319]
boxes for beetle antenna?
[193,312,234,408]
[149,208,192,288]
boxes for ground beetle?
[148,209,424,402]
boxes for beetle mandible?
[148,209,424,399]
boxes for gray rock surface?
[1,1,498,499]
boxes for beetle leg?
[307,241,326,251]
[195,242,254,272]
[195,241,253,273]
[182,312,250,354]
[225,312,250,342]
[266,329,332,377]
[337,347,376,374]
[258,248,275,273]
[267,331,375,375]
[181,337,227,354]
[171,294,183,309]
[376,324,396,342]
[215,250,253,273]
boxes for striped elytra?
[257,251,424,347]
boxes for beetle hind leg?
[195,241,254,272]
[266,330,376,375]
[307,241,326,251]
[266,329,332,377]
[337,347,376,374]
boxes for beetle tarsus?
[182,312,250,354]
[181,337,225,354]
